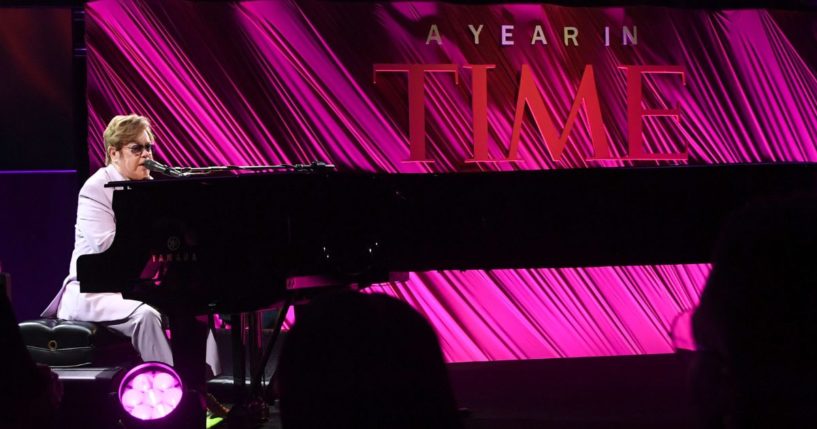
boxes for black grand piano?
[77,163,817,424]
[78,163,817,307]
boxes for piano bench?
[18,319,139,368]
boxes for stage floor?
[55,353,693,429]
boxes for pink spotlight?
[118,362,184,421]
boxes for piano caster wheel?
[247,398,270,422]
[226,397,269,428]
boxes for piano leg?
[228,299,291,427]
[247,311,262,399]
[167,312,208,428]
[257,297,293,403]
[230,312,247,409]
[245,311,270,422]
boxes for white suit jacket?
[42,165,144,321]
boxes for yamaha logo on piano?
[151,252,197,263]
[149,235,198,263]
[167,236,181,251]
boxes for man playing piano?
[41,114,221,375]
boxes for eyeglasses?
[125,142,154,156]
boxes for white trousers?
[106,304,222,376]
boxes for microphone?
[143,159,183,177]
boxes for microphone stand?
[170,161,335,177]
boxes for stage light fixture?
[118,362,184,421]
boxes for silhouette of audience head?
[692,196,817,427]
[277,292,462,429]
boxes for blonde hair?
[103,114,154,165]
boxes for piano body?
[80,164,817,309]
[77,163,817,423]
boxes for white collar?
[105,163,128,182]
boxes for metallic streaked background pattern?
[87,0,816,361]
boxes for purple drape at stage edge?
[86,1,814,361]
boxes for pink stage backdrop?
[86,0,816,361]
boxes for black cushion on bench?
[19,319,139,368]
